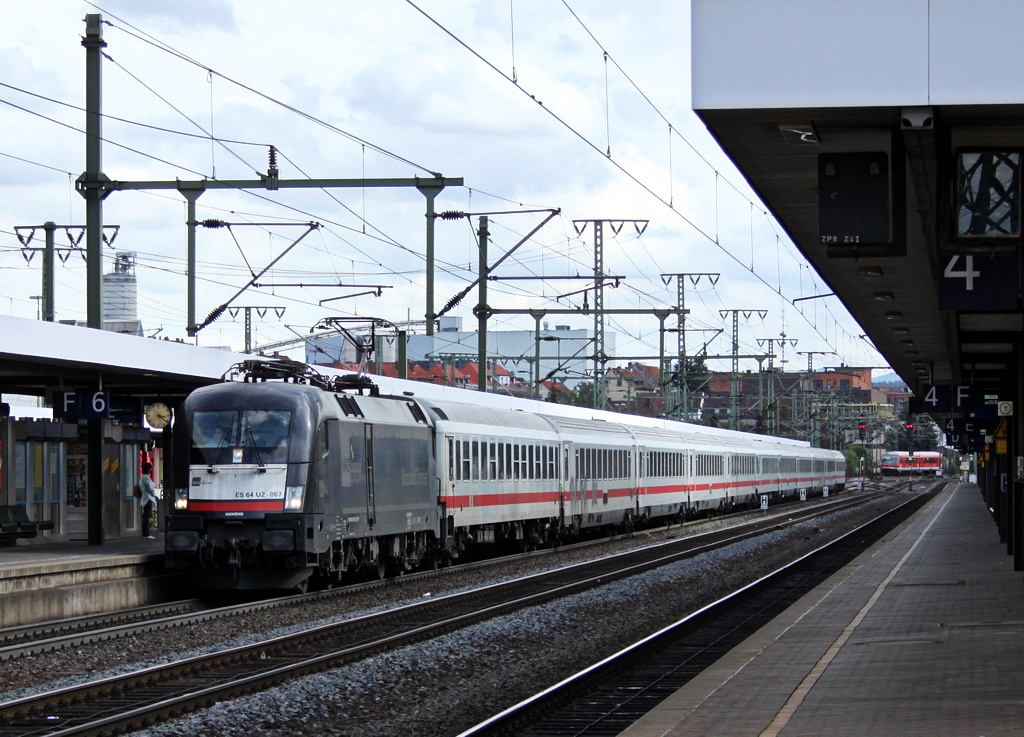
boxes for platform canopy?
[692,0,1024,400]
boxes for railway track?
[0,488,896,737]
[457,487,941,737]
[0,486,889,663]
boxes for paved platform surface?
[0,534,162,576]
[620,482,1024,737]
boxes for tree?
[674,354,710,394]
[567,382,596,408]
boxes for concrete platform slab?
[619,483,1024,737]
[0,536,174,626]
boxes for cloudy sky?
[0,1,887,376]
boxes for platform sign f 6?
[54,390,110,420]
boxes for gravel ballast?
[0,492,918,737]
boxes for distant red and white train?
[880,451,942,476]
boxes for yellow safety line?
[758,486,958,737]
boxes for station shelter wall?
[0,417,151,541]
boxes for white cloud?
[0,0,884,372]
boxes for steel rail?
[456,486,942,737]
[0,488,887,662]
[0,489,892,736]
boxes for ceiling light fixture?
[884,311,903,321]
[858,266,884,279]
[873,291,896,301]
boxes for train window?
[498,443,505,480]
[513,445,521,480]
[527,445,534,480]
[471,441,480,481]
[447,437,454,480]
[461,440,470,481]
[315,423,329,460]
[489,442,498,481]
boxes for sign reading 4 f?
[54,390,110,420]
[921,385,978,414]
[938,252,1017,311]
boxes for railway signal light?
[858,423,866,441]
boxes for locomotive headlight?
[284,485,304,510]
[174,488,189,510]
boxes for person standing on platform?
[139,462,158,539]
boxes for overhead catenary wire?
[87,1,443,178]
[4,7,880,368]
[405,0,873,361]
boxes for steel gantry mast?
[756,334,798,435]
[573,219,648,408]
[719,309,767,430]
[76,14,462,339]
[661,272,720,419]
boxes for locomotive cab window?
[191,409,292,465]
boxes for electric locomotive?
[165,360,439,590]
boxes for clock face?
[145,402,172,428]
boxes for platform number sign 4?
[938,252,1017,311]
[943,254,980,290]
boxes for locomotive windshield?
[191,409,292,466]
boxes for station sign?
[938,252,1018,311]
[916,385,999,416]
[54,390,110,420]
